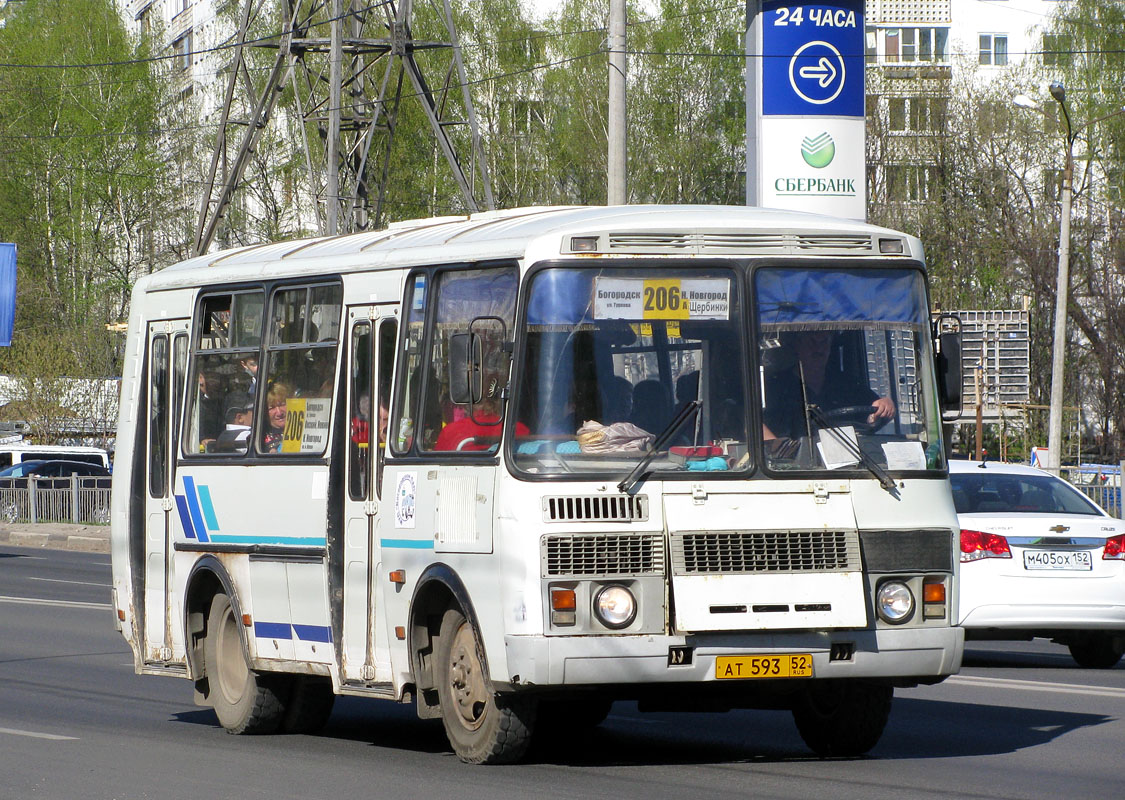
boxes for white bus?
[111,205,964,763]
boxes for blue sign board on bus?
[762,1,864,117]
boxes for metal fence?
[1072,484,1123,519]
[0,477,111,525]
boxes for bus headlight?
[593,584,637,629]
[875,580,915,624]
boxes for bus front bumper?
[500,626,964,689]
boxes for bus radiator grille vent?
[672,530,860,574]
[542,533,665,577]
[542,494,649,523]
[794,235,873,251]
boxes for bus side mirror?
[936,330,962,416]
[449,332,483,405]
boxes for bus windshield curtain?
[0,243,15,347]
[756,268,927,331]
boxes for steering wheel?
[820,404,883,435]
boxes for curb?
[0,525,110,554]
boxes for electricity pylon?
[193,0,493,255]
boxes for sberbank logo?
[801,132,835,169]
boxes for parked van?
[0,443,110,470]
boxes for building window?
[887,97,946,133]
[173,32,192,72]
[884,27,948,64]
[1042,33,1070,67]
[888,165,939,202]
[979,34,1008,66]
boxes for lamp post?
[1014,87,1125,474]
[1014,83,1074,475]
[1046,81,1074,477]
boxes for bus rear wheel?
[204,592,286,734]
[791,679,893,757]
[435,607,534,764]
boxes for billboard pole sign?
[745,1,866,220]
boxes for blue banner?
[0,243,15,347]
[762,1,865,117]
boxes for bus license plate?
[715,654,813,680]
[1023,550,1092,571]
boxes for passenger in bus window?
[762,330,894,442]
[214,393,254,452]
[262,382,291,452]
[434,393,528,452]
[239,355,259,393]
[197,370,225,448]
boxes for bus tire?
[281,675,335,734]
[204,592,286,735]
[1067,633,1125,669]
[791,680,892,758]
[435,607,534,764]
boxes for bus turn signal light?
[389,570,406,584]
[550,587,576,627]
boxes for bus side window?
[184,291,264,456]
[420,267,518,453]
[258,283,343,455]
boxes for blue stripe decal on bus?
[181,476,210,544]
[197,485,219,531]
[255,621,292,639]
[174,495,197,539]
[380,539,435,550]
[293,624,333,643]
[208,534,327,546]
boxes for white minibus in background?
[111,205,964,764]
[0,443,110,470]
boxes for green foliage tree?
[0,0,164,412]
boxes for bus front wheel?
[204,592,286,734]
[791,679,892,757]
[434,607,534,764]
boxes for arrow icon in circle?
[799,58,837,88]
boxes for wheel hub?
[448,622,487,730]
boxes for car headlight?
[593,584,637,629]
[876,580,915,624]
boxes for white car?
[950,460,1125,668]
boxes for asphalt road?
[2,544,1124,800]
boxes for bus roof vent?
[794,234,874,251]
[542,533,665,577]
[603,231,877,255]
[542,494,649,523]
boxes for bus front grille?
[672,530,859,574]
[542,533,665,577]
[542,494,649,522]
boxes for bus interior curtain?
[756,268,926,329]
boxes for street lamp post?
[1047,81,1074,477]
[1013,83,1074,475]
[1015,88,1125,473]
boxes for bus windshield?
[511,265,750,477]
[756,266,944,473]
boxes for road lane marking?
[0,595,110,610]
[947,674,1125,699]
[29,577,108,588]
[0,727,79,741]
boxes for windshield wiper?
[617,401,701,494]
[806,405,897,493]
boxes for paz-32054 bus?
[111,205,963,763]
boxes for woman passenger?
[263,381,292,452]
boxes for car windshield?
[950,471,1103,516]
[756,267,945,474]
[510,265,749,477]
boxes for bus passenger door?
[143,320,188,664]
[340,308,397,684]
